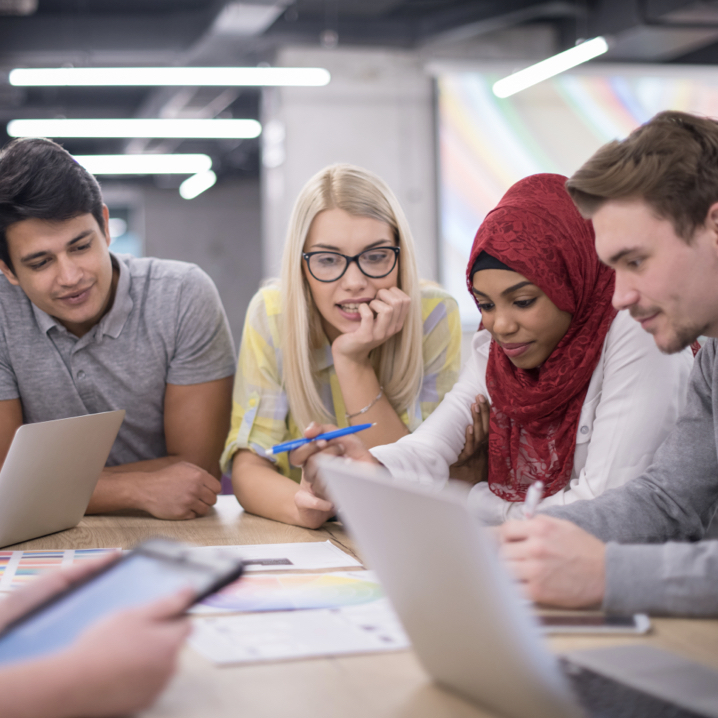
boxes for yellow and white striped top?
[221,283,461,481]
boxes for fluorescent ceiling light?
[8,118,261,139]
[180,170,217,200]
[492,37,609,98]
[9,67,331,87]
[73,154,212,175]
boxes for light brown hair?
[566,110,718,242]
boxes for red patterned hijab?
[465,174,617,502]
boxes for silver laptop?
[0,410,125,547]
[319,457,718,718]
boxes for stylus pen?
[267,423,375,455]
[522,480,544,519]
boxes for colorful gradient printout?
[195,571,383,614]
[437,66,718,327]
[0,548,119,591]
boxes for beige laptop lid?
[0,410,125,547]
[318,456,583,718]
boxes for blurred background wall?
[4,0,718,349]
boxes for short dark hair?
[0,138,105,271]
[566,110,718,243]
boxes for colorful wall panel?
[437,67,718,326]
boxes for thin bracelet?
[346,387,384,421]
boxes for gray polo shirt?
[0,253,236,466]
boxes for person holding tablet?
[292,174,693,523]
[0,558,191,718]
[222,164,461,528]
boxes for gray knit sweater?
[546,338,718,616]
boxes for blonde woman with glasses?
[221,164,461,528]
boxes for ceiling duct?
[0,0,36,15]
[592,0,718,59]
[211,1,289,37]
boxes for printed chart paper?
[190,598,410,665]
[0,548,119,591]
[0,542,360,595]
[193,571,382,613]
[188,541,361,572]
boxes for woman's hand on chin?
[331,287,411,365]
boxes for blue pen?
[267,423,375,455]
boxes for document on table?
[192,570,382,613]
[189,597,410,664]
[188,541,361,572]
[0,541,359,595]
[0,548,120,592]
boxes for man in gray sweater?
[499,110,718,616]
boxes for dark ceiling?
[1,0,718,183]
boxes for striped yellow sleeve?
[418,285,461,422]
[221,287,295,474]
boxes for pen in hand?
[268,423,376,455]
[522,480,544,519]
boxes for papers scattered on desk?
[192,570,383,614]
[0,548,120,591]
[189,598,410,664]
[0,540,358,605]
[0,541,358,594]
[189,541,361,572]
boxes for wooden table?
[11,496,718,718]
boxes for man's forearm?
[88,456,222,519]
[87,457,183,513]
[603,540,718,616]
[102,455,181,475]
[86,472,148,514]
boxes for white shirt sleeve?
[373,312,693,526]
[469,310,694,524]
[370,331,491,484]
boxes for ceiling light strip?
[180,170,217,200]
[9,67,331,87]
[492,37,609,98]
[7,118,261,139]
[73,154,212,175]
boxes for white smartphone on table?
[539,613,651,634]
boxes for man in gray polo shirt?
[0,138,236,520]
[499,111,718,615]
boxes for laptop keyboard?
[560,659,710,718]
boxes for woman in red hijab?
[460,172,618,502]
[292,174,695,524]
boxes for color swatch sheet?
[193,570,382,614]
[190,597,410,665]
[187,541,361,572]
[0,542,359,594]
[0,548,119,592]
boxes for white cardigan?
[370,310,694,525]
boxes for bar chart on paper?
[0,548,120,591]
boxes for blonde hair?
[280,164,424,431]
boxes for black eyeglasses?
[303,246,400,282]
